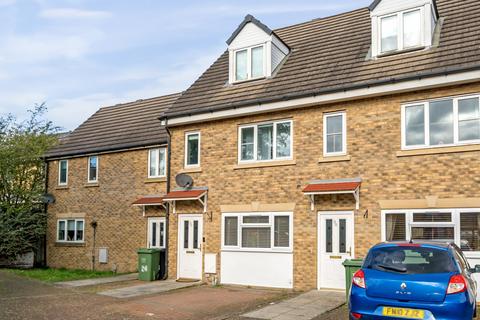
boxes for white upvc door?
[178,215,203,280]
[318,211,354,290]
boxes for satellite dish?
[175,174,194,189]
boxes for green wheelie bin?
[137,248,161,281]
[343,259,364,300]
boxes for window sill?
[180,167,202,173]
[318,155,351,163]
[84,183,99,188]
[55,186,69,190]
[233,160,296,170]
[145,177,167,183]
[55,242,85,247]
[396,144,480,157]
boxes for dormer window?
[370,0,438,58]
[227,15,289,84]
[234,45,265,81]
[380,8,422,54]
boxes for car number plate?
[382,307,424,319]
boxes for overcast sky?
[0,0,371,131]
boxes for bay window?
[222,212,292,251]
[238,120,292,163]
[402,95,480,149]
[379,8,423,54]
[148,148,167,178]
[57,219,84,242]
[382,209,480,254]
[234,45,265,82]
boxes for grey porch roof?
[164,0,480,120]
[44,93,181,159]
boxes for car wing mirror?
[470,264,480,273]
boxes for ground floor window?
[382,209,480,253]
[222,212,292,252]
[147,217,166,248]
[57,219,84,242]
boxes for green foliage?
[5,267,117,282]
[0,103,59,260]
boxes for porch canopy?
[132,195,166,216]
[303,178,361,210]
[162,187,208,213]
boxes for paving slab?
[54,273,138,288]
[242,290,345,320]
[97,279,200,298]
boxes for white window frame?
[185,131,201,168]
[323,111,347,157]
[56,218,85,243]
[238,119,293,164]
[401,94,480,150]
[221,212,293,253]
[87,156,98,183]
[58,159,68,186]
[381,208,480,258]
[378,7,425,55]
[148,147,167,178]
[233,44,266,82]
[147,217,166,249]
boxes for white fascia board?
[166,69,480,126]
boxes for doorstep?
[97,279,201,298]
[54,273,138,288]
[242,290,345,320]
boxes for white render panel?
[220,251,293,288]
[204,253,217,274]
[271,42,286,72]
[229,23,270,50]
[371,0,434,16]
[272,35,289,55]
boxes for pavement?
[55,273,139,288]
[98,279,201,298]
[242,290,345,320]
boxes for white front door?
[318,212,354,290]
[178,215,203,280]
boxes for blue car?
[349,241,478,319]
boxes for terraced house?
[46,0,480,295]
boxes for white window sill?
[55,241,85,247]
[397,144,480,157]
[180,167,202,173]
[318,155,351,163]
[234,159,296,170]
[145,177,167,183]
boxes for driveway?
[0,270,291,320]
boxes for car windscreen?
[364,246,457,274]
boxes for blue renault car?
[349,241,478,319]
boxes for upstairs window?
[323,112,347,156]
[185,132,200,167]
[380,8,422,54]
[148,148,166,178]
[238,120,292,163]
[234,45,265,82]
[58,160,68,186]
[88,156,98,183]
[402,95,480,149]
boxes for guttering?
[162,66,480,126]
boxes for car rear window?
[364,246,457,274]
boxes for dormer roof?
[369,0,439,18]
[226,14,273,45]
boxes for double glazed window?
[148,148,166,178]
[57,219,84,242]
[88,156,98,183]
[383,209,480,253]
[239,120,292,162]
[380,8,422,54]
[147,217,166,249]
[58,160,68,186]
[403,95,480,148]
[222,213,292,251]
[185,132,200,167]
[323,112,346,156]
[235,45,265,82]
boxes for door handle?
[347,247,352,256]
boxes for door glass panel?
[460,212,480,251]
[339,219,346,253]
[326,219,333,253]
[151,222,157,247]
[193,220,199,249]
[159,222,164,247]
[183,221,189,249]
